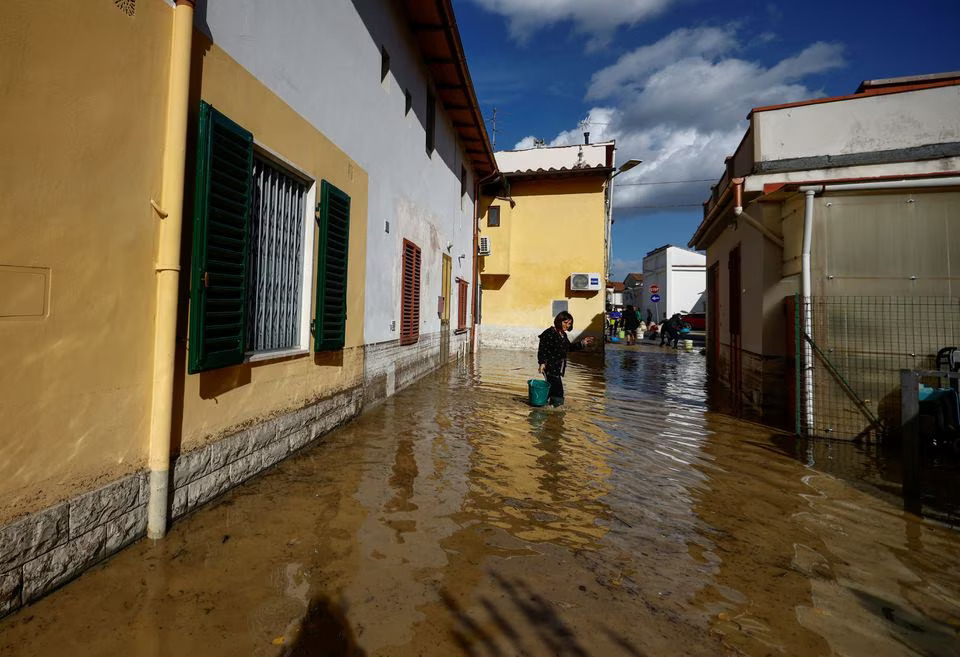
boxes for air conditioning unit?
[478,236,491,256]
[570,272,602,291]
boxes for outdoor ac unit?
[570,272,602,291]
[478,236,491,256]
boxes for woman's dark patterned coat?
[537,327,584,377]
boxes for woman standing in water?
[537,311,594,407]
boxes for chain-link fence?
[797,296,960,440]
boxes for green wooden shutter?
[187,102,254,374]
[314,180,351,351]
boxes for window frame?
[247,148,317,361]
[188,101,319,373]
[400,239,422,345]
[487,205,500,228]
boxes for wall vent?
[114,0,136,16]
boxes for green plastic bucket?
[528,378,551,407]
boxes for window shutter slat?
[400,240,421,345]
[188,102,253,373]
[314,180,351,351]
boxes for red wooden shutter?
[400,239,421,345]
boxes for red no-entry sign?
[649,284,659,294]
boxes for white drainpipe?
[798,186,821,434]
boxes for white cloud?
[524,27,845,214]
[470,0,675,49]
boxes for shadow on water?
[283,595,366,657]
[440,571,644,657]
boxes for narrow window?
[457,278,468,331]
[400,239,422,345]
[460,166,467,198]
[487,206,500,227]
[425,89,435,154]
[380,45,390,83]
[314,181,351,351]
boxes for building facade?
[477,142,614,350]
[639,245,706,324]
[690,72,960,435]
[0,0,494,617]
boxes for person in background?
[623,304,640,345]
[537,311,595,407]
[661,313,683,348]
[646,308,653,325]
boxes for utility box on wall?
[570,272,602,291]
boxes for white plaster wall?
[756,86,960,162]
[641,247,705,319]
[479,324,591,353]
[200,0,476,346]
[496,142,612,172]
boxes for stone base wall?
[362,330,470,406]
[479,325,544,352]
[0,386,362,619]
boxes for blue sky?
[454,0,960,280]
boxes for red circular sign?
[649,284,660,294]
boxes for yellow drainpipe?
[148,0,195,539]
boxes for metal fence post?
[795,293,801,436]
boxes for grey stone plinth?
[69,476,140,538]
[250,421,280,451]
[288,425,314,451]
[228,453,262,486]
[262,437,290,468]
[211,430,254,471]
[172,485,189,520]
[0,569,22,616]
[173,448,212,489]
[104,508,147,554]
[188,468,232,509]
[0,503,68,572]
[22,527,106,602]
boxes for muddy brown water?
[2,347,960,656]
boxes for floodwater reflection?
[1,347,959,656]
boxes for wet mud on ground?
[2,347,959,656]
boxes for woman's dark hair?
[553,311,574,330]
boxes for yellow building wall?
[0,0,367,524]
[480,177,607,336]
[0,0,173,523]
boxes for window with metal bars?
[188,102,325,373]
[247,157,307,353]
[457,278,468,331]
[400,239,421,345]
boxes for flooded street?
[2,347,960,656]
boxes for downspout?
[471,170,500,355]
[799,186,822,435]
[147,0,195,539]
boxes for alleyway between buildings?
[2,347,959,656]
